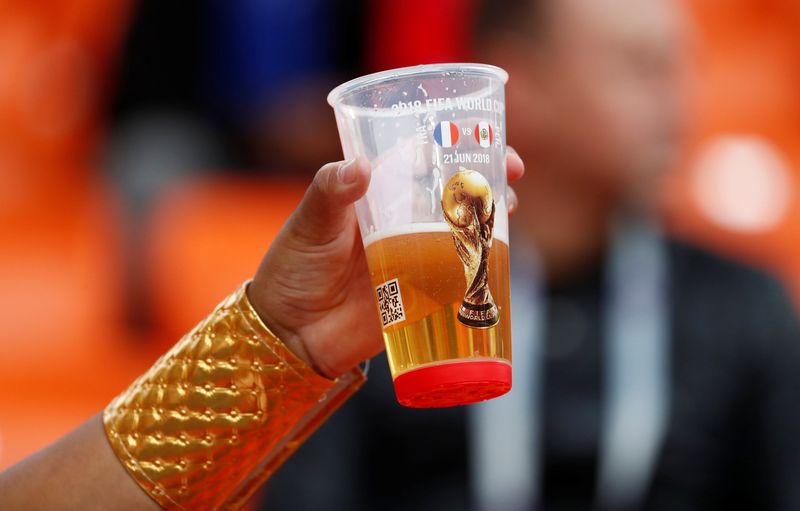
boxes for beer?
[364,223,511,378]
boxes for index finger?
[506,146,525,183]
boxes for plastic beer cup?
[328,63,511,407]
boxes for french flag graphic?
[474,122,493,148]
[433,121,459,148]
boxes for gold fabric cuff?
[103,282,366,510]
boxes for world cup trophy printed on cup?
[442,167,499,329]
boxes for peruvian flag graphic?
[433,121,459,148]
[474,122,493,148]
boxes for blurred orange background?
[1,0,798,473]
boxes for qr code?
[376,278,406,327]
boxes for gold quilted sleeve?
[103,282,366,510]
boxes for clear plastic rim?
[327,62,508,107]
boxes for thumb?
[288,157,371,244]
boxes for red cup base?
[393,360,512,408]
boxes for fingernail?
[507,146,518,156]
[337,158,358,184]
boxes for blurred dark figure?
[109,0,363,187]
[105,0,364,332]
[261,0,800,510]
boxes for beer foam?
[362,222,509,247]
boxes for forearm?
[0,283,364,510]
[0,414,159,511]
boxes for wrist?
[245,281,336,379]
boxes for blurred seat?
[0,0,142,470]
[664,0,800,301]
[0,0,133,186]
[0,180,157,470]
[144,176,307,346]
